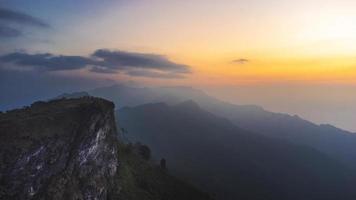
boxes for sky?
[1,0,356,131]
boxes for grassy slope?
[110,143,212,200]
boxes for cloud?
[90,66,118,74]
[0,52,97,71]
[125,69,184,79]
[0,25,22,37]
[232,58,249,64]
[0,49,192,79]
[92,49,191,73]
[0,7,49,39]
[0,7,49,28]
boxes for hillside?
[118,100,356,200]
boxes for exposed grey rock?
[0,97,119,200]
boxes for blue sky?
[0,0,122,52]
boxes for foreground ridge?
[0,97,212,200]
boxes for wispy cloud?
[0,52,96,70]
[0,49,191,79]
[92,49,191,73]
[0,7,49,38]
[0,25,22,37]
[0,7,49,28]
[125,69,185,79]
[90,66,119,74]
[232,58,249,64]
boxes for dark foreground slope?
[0,97,211,200]
[118,101,356,200]
[113,143,212,200]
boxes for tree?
[138,144,151,160]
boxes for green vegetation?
[110,143,212,200]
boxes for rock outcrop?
[0,97,118,200]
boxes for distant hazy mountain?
[89,84,161,109]
[89,84,356,168]
[53,91,90,99]
[117,101,356,200]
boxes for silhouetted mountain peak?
[53,91,90,100]
[136,102,168,109]
[120,102,169,113]
[97,84,133,92]
[175,100,201,110]
[160,86,205,93]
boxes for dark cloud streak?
[0,7,49,28]
[0,52,98,71]
[0,25,22,37]
[232,58,249,64]
[0,49,191,79]
[92,49,191,73]
[125,69,184,79]
[90,66,119,74]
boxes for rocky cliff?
[0,97,211,200]
[0,97,118,199]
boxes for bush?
[136,143,151,160]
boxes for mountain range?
[88,84,356,168]
[25,84,356,199]
[117,100,355,200]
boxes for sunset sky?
[1,0,356,131]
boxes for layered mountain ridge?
[118,100,356,200]
[87,84,356,168]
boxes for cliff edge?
[0,97,118,199]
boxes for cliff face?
[0,97,119,200]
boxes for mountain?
[54,91,90,99]
[118,101,356,200]
[89,84,356,168]
[89,84,161,109]
[0,97,211,200]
